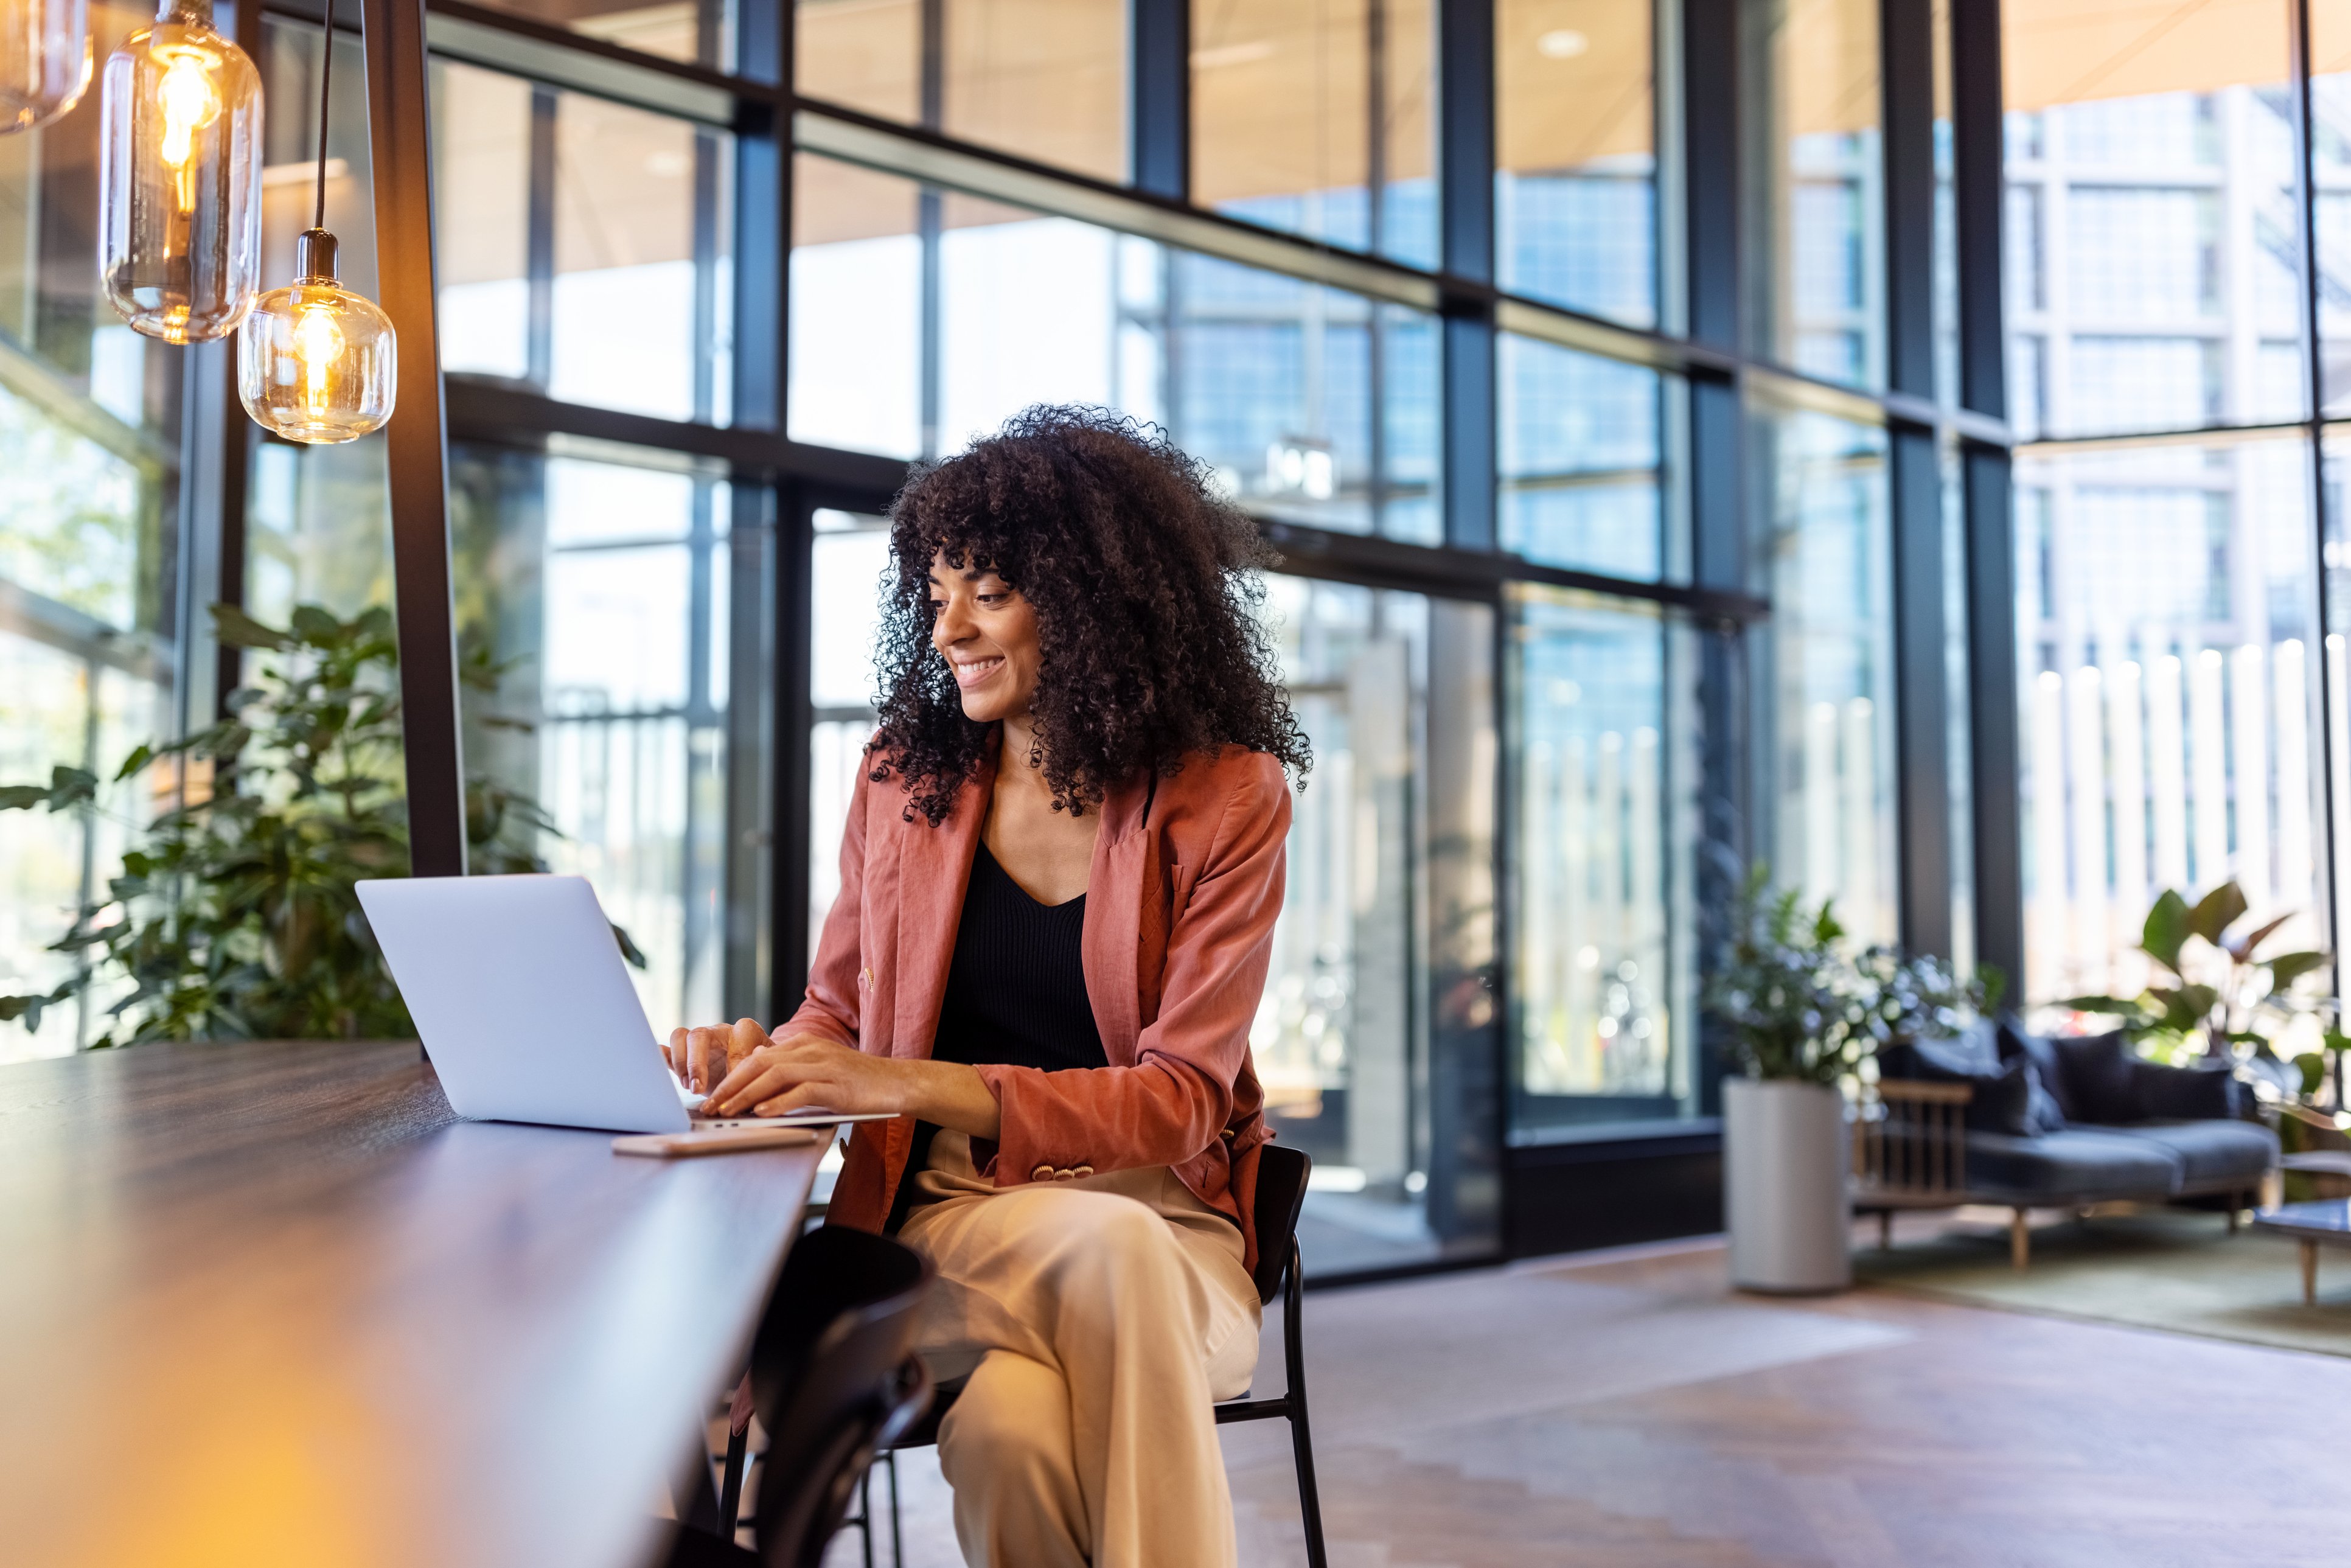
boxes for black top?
[888,843,1109,1233]
[931,841,1109,1074]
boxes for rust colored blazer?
[787,741,1292,1274]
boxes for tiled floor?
[825,1235,2351,1566]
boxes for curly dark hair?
[868,405,1311,824]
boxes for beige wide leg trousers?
[893,1131,1264,1568]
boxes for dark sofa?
[1862,1017,2280,1266]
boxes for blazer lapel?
[1083,772,1152,1064]
[890,747,994,1062]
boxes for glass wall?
[1752,401,1897,946]
[1255,576,1499,1270]
[1742,0,1884,388]
[1495,0,1657,328]
[0,1,195,1061]
[795,0,1127,182]
[1191,0,1437,267]
[431,60,735,424]
[1497,334,1669,580]
[2004,0,2338,1014]
[1511,586,1696,1131]
[787,155,1441,540]
[2016,437,2322,1007]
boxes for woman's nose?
[932,596,971,646]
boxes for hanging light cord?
[312,0,335,235]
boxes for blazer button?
[1031,1165,1054,1182]
[1073,1165,1095,1178]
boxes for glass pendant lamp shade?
[239,229,394,443]
[97,0,260,343]
[1,0,92,133]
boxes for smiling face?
[928,549,1043,724]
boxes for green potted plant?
[0,602,636,1045]
[2061,880,2330,1096]
[1706,869,1862,1292]
[1705,868,1996,1292]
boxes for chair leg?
[2303,1240,2319,1306]
[1280,1240,1330,1568]
[884,1450,902,1568]
[716,1421,748,1538]
[1878,1210,1892,1250]
[2010,1208,2030,1270]
[859,1464,875,1568]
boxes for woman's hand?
[707,1029,909,1118]
[663,1018,765,1097]
[703,1023,1004,1139]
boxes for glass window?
[1256,576,1498,1272]
[431,60,735,425]
[462,0,734,69]
[1,2,192,1062]
[806,506,890,970]
[1497,334,1667,581]
[2312,5,2351,416]
[2019,437,2322,1012]
[787,153,1441,542]
[795,0,1126,183]
[2004,0,2299,436]
[1751,401,1897,947]
[1510,587,1698,1134]
[1191,0,1438,268]
[451,442,735,1035]
[1495,0,1656,328]
[1743,0,1884,388]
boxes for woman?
[667,406,1311,1568]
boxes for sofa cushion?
[2131,1060,2246,1121]
[1997,1016,2077,1123]
[2106,1120,2279,1188]
[1881,1022,2061,1135]
[2052,1030,2140,1123]
[1978,1055,2067,1137]
[1963,1127,2185,1201]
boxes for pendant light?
[1,0,92,133]
[236,0,392,444]
[97,0,262,343]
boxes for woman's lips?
[952,655,1005,690]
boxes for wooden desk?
[0,1040,821,1568]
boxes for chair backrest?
[745,1226,933,1568]
[1250,1143,1311,1305]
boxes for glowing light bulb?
[1,0,92,133]
[239,229,395,445]
[97,0,259,343]
[156,49,215,163]
[293,298,344,409]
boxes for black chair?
[878,1143,1328,1568]
[669,1225,935,1568]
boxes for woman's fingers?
[730,1018,767,1079]
[691,1025,729,1094]
[713,1059,807,1117]
[752,1082,831,1118]
[663,1026,686,1076]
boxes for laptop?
[357,874,893,1137]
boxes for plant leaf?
[2265,950,2332,992]
[211,602,292,650]
[2227,912,2294,962]
[2141,889,2191,973]
[2188,881,2248,946]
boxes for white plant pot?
[1723,1077,1851,1294]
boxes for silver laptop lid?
[357,874,689,1134]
